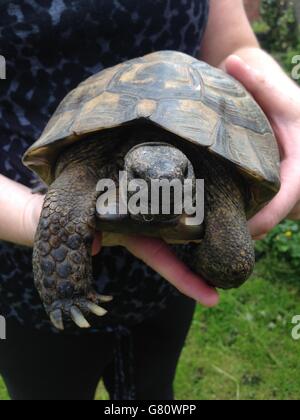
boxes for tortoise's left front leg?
[190,157,255,289]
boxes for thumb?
[248,158,300,237]
[224,55,288,119]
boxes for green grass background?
[1,258,300,401]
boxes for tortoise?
[23,51,281,331]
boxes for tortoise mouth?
[129,212,181,226]
[96,182,203,242]
[96,211,204,243]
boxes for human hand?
[23,192,45,247]
[0,175,45,247]
[225,55,300,238]
[92,235,219,307]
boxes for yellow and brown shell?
[23,51,281,217]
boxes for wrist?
[0,175,45,247]
[22,193,44,247]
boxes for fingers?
[226,55,300,237]
[224,55,294,120]
[249,159,300,237]
[92,233,219,306]
[248,200,283,239]
[122,235,219,307]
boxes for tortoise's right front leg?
[33,165,112,330]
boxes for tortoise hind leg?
[33,164,112,330]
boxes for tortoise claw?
[70,306,91,329]
[87,302,107,317]
[50,309,64,331]
[98,294,113,303]
[47,292,111,330]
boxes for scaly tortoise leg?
[33,164,112,330]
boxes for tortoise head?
[124,142,195,224]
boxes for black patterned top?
[0,0,209,332]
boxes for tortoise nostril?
[130,167,142,180]
[132,168,142,179]
[183,163,189,178]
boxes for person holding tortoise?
[0,0,299,400]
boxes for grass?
[0,379,9,401]
[1,257,300,401]
[174,259,300,400]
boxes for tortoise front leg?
[33,165,112,330]
[191,160,255,289]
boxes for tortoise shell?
[23,50,281,217]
